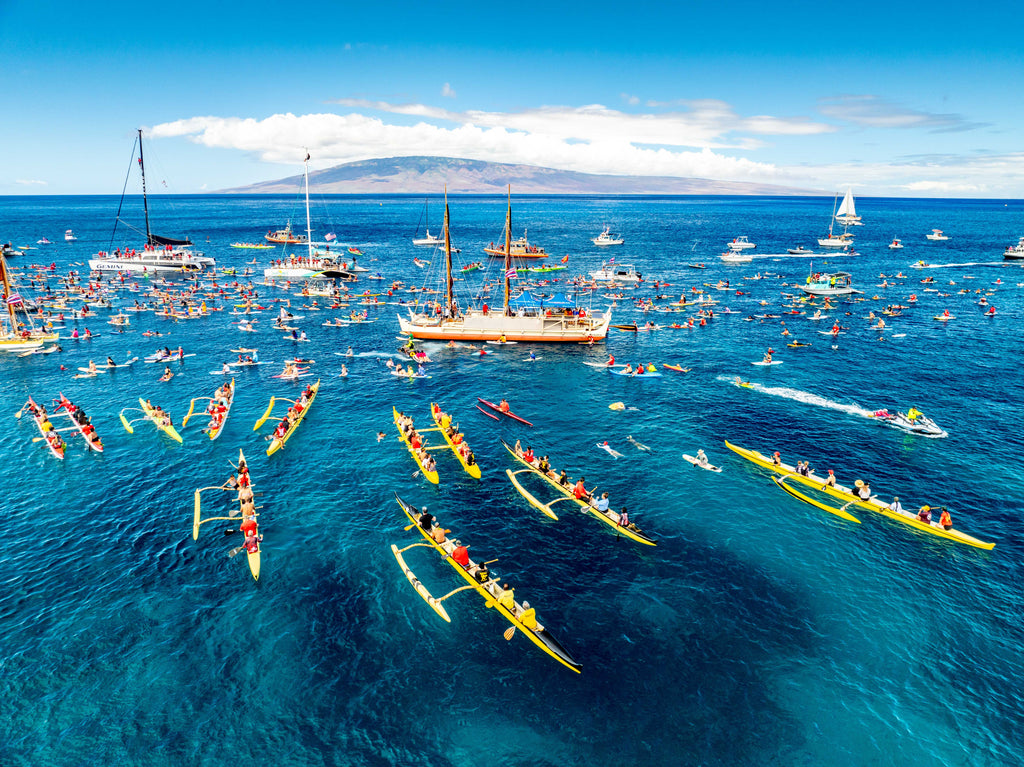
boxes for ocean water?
[1,193,1023,766]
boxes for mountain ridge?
[218,156,812,195]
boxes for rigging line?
[108,134,140,252]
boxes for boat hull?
[398,310,611,342]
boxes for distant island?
[218,156,812,196]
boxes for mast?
[304,151,313,260]
[138,129,153,244]
[0,254,17,333]
[443,189,454,316]
[826,192,838,238]
[503,186,512,313]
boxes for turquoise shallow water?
[2,193,1023,765]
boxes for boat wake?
[910,261,1006,269]
[720,376,874,418]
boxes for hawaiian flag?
[609,257,615,264]
[6,293,23,305]
[504,268,517,280]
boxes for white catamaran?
[88,129,214,274]
[398,189,612,342]
[263,153,360,282]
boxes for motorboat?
[926,229,950,241]
[888,238,904,250]
[800,271,861,297]
[1003,236,1024,260]
[265,222,308,245]
[590,263,641,283]
[592,227,624,246]
[787,246,815,255]
[64,229,77,242]
[37,237,52,245]
[871,410,947,438]
[720,251,753,263]
[727,236,756,250]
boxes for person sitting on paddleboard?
[696,449,709,467]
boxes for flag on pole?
[609,257,615,264]
[504,268,517,280]
[324,232,336,241]
[6,293,23,306]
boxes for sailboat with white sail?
[88,129,214,274]
[398,188,611,342]
[835,187,862,226]
[818,192,855,248]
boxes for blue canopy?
[507,292,579,309]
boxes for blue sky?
[2,0,1022,196]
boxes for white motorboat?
[720,251,753,263]
[592,227,624,246]
[64,229,77,242]
[888,238,904,250]
[727,236,756,251]
[1003,236,1024,260]
[787,246,815,255]
[926,229,950,241]
[590,263,641,283]
[800,271,861,297]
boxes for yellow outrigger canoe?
[725,440,994,550]
[427,402,481,479]
[135,398,183,443]
[502,440,657,546]
[193,449,260,581]
[392,407,439,484]
[391,493,581,673]
[254,379,320,456]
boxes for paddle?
[14,401,29,419]
[504,627,516,641]
[227,545,245,558]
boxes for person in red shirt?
[451,542,470,567]
[239,517,257,539]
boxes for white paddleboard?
[683,454,722,472]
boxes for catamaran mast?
[304,151,313,260]
[138,129,153,244]
[0,255,18,332]
[443,189,454,316]
[503,186,512,313]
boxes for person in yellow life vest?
[906,407,922,422]
[646,363,656,372]
[519,601,538,629]
[497,583,515,611]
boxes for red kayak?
[476,398,533,427]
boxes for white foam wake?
[720,376,875,418]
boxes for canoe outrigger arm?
[391,542,463,623]
[505,469,569,520]
[253,396,297,431]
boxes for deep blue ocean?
[1,193,1023,766]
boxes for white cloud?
[441,82,456,99]
[16,179,47,186]
[818,95,988,133]
[621,93,640,106]
[151,112,788,183]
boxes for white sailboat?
[398,188,611,342]
[818,192,855,248]
[835,187,862,226]
[412,198,446,247]
[264,153,359,282]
